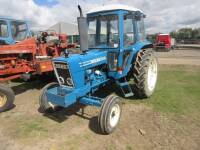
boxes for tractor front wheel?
[0,84,15,112]
[39,82,59,113]
[98,95,122,134]
[133,49,158,98]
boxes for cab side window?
[11,21,28,41]
[123,15,135,48]
[0,20,8,37]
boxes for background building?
[48,22,79,44]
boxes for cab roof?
[0,17,26,22]
[159,34,170,36]
[87,4,143,14]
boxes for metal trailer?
[154,34,176,51]
[40,4,158,134]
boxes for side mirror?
[134,11,144,20]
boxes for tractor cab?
[82,4,150,79]
[87,5,146,49]
[0,18,31,45]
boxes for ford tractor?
[39,4,158,134]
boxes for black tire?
[39,82,59,113]
[0,84,15,112]
[132,49,158,98]
[98,95,122,134]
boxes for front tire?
[39,82,59,113]
[0,84,15,112]
[98,95,122,134]
[133,49,158,98]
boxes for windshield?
[0,20,8,38]
[11,21,28,41]
[88,15,119,49]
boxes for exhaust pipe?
[77,5,88,52]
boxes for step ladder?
[116,78,134,98]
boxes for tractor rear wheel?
[98,95,122,134]
[39,82,59,113]
[132,49,158,98]
[0,84,15,112]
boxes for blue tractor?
[0,18,32,45]
[39,4,158,134]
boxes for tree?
[178,28,193,40]
[191,28,200,39]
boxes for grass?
[130,65,200,115]
[126,145,133,150]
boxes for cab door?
[121,13,136,73]
[108,13,135,79]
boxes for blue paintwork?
[0,17,31,44]
[46,8,152,108]
[46,50,109,107]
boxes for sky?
[0,0,199,34]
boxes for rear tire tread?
[132,48,157,98]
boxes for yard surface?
[0,64,199,150]
[156,49,200,65]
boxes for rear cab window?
[136,18,145,41]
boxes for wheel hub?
[109,104,120,128]
[147,58,158,91]
[0,92,7,107]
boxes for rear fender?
[123,42,153,79]
[131,41,153,63]
[126,42,153,76]
[110,41,152,79]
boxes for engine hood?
[52,50,107,73]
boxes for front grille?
[53,62,74,87]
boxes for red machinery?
[0,32,71,81]
[154,34,175,51]
[0,18,76,112]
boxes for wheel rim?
[48,101,56,109]
[44,89,56,109]
[109,104,121,128]
[147,57,158,91]
[0,92,7,107]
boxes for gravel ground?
[155,48,200,65]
